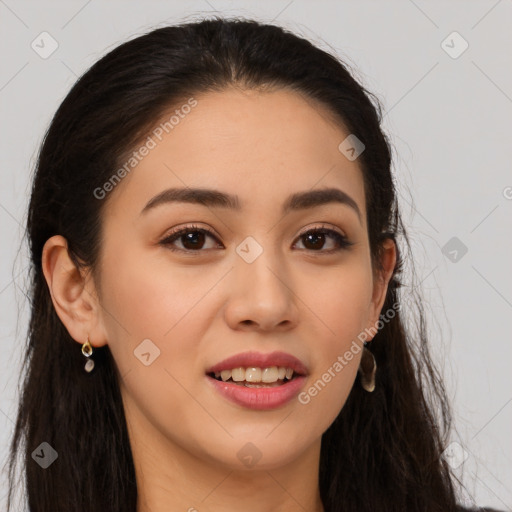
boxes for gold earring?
[81,337,95,373]
[358,343,376,392]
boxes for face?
[88,88,392,471]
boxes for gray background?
[1,1,511,510]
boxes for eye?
[159,223,354,254]
[293,224,354,253]
[159,224,222,253]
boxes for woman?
[5,16,502,512]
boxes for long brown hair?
[7,16,461,511]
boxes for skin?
[42,87,396,512]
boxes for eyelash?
[159,223,354,255]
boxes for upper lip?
[206,350,309,376]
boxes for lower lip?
[206,375,307,410]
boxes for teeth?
[261,367,277,382]
[232,367,246,382]
[220,369,231,382]
[213,366,296,383]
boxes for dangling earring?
[81,337,95,373]
[358,342,376,392]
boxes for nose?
[223,250,300,333]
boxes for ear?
[41,235,108,348]
[365,237,397,340]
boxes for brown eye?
[178,230,206,250]
[159,223,353,255]
[160,225,222,253]
[294,227,353,253]
[302,231,326,250]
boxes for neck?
[126,403,325,512]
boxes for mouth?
[205,367,308,410]
[204,351,309,409]
[206,366,301,388]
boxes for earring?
[358,342,376,392]
[81,337,95,373]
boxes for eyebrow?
[141,186,362,224]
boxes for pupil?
[305,233,324,250]
[183,231,204,249]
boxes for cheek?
[97,250,215,386]
[100,249,212,337]
[295,260,372,416]
[298,352,360,428]
[304,257,374,339]
[98,254,213,443]
[296,321,364,433]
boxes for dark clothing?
[459,507,506,511]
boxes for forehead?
[103,87,367,222]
